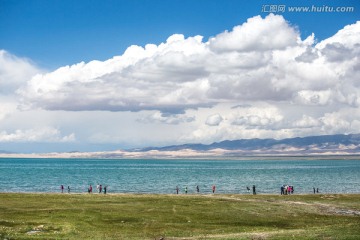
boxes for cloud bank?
[19,14,360,114]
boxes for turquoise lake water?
[0,158,359,194]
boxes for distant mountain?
[1,134,360,159]
[138,134,360,155]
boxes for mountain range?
[1,134,360,159]
[137,133,360,156]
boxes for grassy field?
[0,193,359,240]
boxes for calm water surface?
[0,158,359,194]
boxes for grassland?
[0,193,359,239]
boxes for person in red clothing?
[212,185,216,193]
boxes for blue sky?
[0,0,359,153]
[1,0,358,68]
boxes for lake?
[0,158,359,194]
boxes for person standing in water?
[252,185,256,195]
[212,185,216,193]
[67,186,70,193]
[196,185,199,193]
[61,185,64,193]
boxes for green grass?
[0,193,359,239]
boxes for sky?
[0,0,359,153]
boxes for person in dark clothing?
[104,186,107,194]
[196,185,199,193]
[281,185,284,195]
[252,185,256,195]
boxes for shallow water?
[0,158,359,194]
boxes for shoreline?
[1,154,360,160]
[1,192,359,196]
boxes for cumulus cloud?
[0,50,41,94]
[138,111,195,125]
[292,115,321,128]
[295,90,333,105]
[209,14,299,52]
[230,104,284,129]
[0,127,75,143]
[205,114,223,126]
[316,21,360,49]
[19,14,360,113]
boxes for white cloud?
[295,90,333,105]
[18,16,359,115]
[209,14,299,52]
[0,127,75,143]
[19,14,350,112]
[292,115,321,128]
[180,103,288,144]
[0,50,41,94]
[205,114,223,126]
[316,21,360,49]
[230,104,283,128]
[138,111,195,125]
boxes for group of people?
[60,184,322,195]
[281,185,294,195]
[176,185,217,194]
[176,185,258,195]
[174,185,323,195]
[245,185,257,195]
[60,185,70,193]
[60,184,108,194]
[89,184,107,194]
